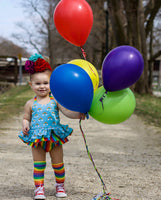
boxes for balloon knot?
[81,46,87,60]
[99,90,108,110]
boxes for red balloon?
[54,0,93,47]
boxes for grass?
[0,85,161,128]
[0,85,34,121]
[134,93,161,127]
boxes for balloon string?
[99,90,108,110]
[79,119,120,200]
[87,63,98,91]
[79,119,107,193]
[80,46,98,90]
[81,46,87,60]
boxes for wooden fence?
[0,56,19,84]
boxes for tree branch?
[149,50,161,61]
[145,0,161,37]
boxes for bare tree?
[0,37,29,57]
[13,0,57,68]
[102,0,161,93]
[13,0,82,68]
[12,0,161,93]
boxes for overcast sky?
[0,0,26,39]
[0,0,39,54]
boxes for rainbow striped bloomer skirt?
[19,130,70,152]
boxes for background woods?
[1,0,161,94]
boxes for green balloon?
[89,86,136,124]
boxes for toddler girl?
[19,54,85,199]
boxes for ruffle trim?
[19,125,73,143]
[27,133,68,148]
[19,130,69,151]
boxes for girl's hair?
[25,53,52,75]
[29,69,52,81]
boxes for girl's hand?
[23,125,30,135]
[22,119,30,135]
[22,99,32,135]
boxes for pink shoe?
[34,186,46,200]
[55,183,67,198]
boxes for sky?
[0,0,43,54]
[0,0,26,38]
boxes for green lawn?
[134,93,161,127]
[0,85,160,127]
[0,85,34,121]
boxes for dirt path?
[0,113,160,200]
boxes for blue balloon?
[50,63,94,113]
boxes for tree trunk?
[108,0,127,45]
[148,22,154,93]
[110,0,149,93]
[134,0,149,93]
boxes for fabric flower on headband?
[24,54,52,74]
[34,58,52,72]
[29,53,43,62]
[25,60,35,74]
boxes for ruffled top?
[19,96,73,143]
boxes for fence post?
[158,61,161,89]
[18,54,22,85]
[14,57,18,85]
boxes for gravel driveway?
[0,113,160,200]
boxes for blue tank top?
[19,96,73,143]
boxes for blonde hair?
[43,55,50,63]
[30,69,52,81]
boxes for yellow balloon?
[68,59,99,91]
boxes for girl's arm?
[22,99,33,135]
[57,103,85,120]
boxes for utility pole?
[18,53,22,85]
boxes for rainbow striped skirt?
[19,130,70,152]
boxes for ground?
[0,112,160,200]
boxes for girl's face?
[29,71,51,97]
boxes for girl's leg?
[50,145,65,184]
[50,145,67,197]
[32,145,46,188]
[50,144,63,164]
